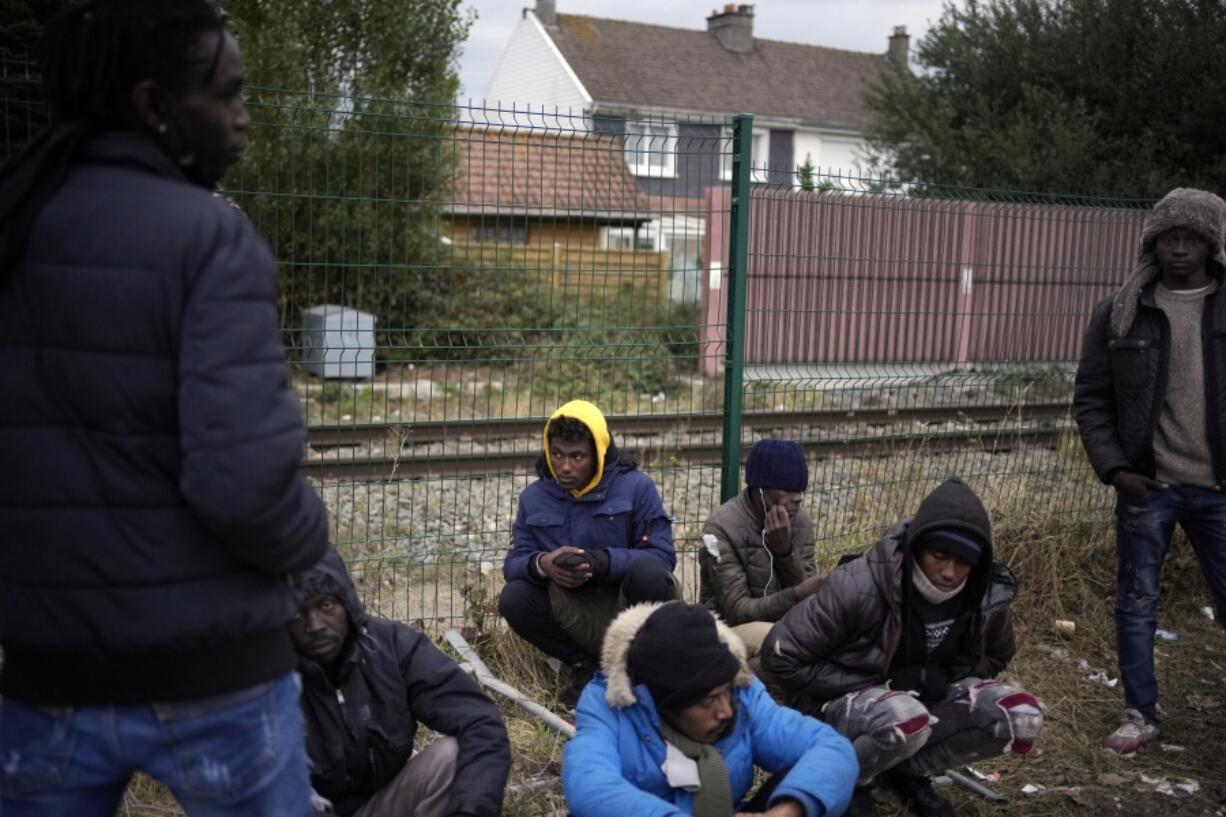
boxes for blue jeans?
[1115,486,1226,723]
[0,672,311,817]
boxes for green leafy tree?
[223,0,474,338]
[864,0,1226,198]
[797,153,816,191]
[0,0,64,162]
[0,0,63,54]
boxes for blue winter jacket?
[562,675,857,817]
[504,454,676,584]
[0,131,328,704]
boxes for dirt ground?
[116,509,1226,817]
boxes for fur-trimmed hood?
[1111,187,1226,337]
[600,602,754,709]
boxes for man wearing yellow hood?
[500,400,678,706]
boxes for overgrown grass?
[119,444,1226,816]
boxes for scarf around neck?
[658,718,733,817]
[911,558,966,605]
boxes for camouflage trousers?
[821,678,1045,784]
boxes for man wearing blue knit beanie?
[699,439,823,675]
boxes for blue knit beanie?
[918,527,984,566]
[744,439,808,492]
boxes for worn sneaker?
[1103,708,1159,753]
[560,661,597,709]
[881,769,959,817]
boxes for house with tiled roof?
[483,2,907,299]
[443,127,671,300]
[486,2,907,190]
[446,125,652,245]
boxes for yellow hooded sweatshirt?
[543,400,611,498]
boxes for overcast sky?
[457,0,952,102]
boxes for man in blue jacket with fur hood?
[500,399,678,705]
[563,601,857,817]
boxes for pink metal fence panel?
[700,187,1147,375]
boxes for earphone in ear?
[758,488,774,596]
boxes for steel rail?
[303,424,1076,481]
[305,402,1070,448]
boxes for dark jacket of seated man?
[291,549,511,817]
[762,478,1044,816]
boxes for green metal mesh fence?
[1,57,1150,627]
[727,150,1151,560]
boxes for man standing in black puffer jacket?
[291,550,510,817]
[0,3,328,814]
[1074,187,1226,753]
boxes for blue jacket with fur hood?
[562,602,858,817]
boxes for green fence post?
[720,113,753,502]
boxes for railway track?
[303,402,1074,481]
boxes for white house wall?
[484,13,591,121]
[792,131,868,180]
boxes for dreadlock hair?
[0,0,227,275]
[42,0,227,127]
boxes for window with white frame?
[599,226,656,251]
[720,127,770,183]
[624,121,677,178]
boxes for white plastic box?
[301,304,377,379]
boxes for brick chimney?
[535,0,557,27]
[888,25,910,71]
[707,4,754,54]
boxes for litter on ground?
[965,766,1001,783]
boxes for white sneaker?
[1103,708,1159,753]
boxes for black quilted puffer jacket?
[761,478,1017,714]
[1074,271,1226,486]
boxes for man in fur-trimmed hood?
[562,601,857,817]
[1074,187,1226,753]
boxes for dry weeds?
[117,454,1226,817]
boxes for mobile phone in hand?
[553,552,587,571]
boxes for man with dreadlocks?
[1074,187,1226,752]
[0,2,327,814]
[500,399,679,707]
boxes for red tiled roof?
[550,14,890,131]
[447,127,652,218]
